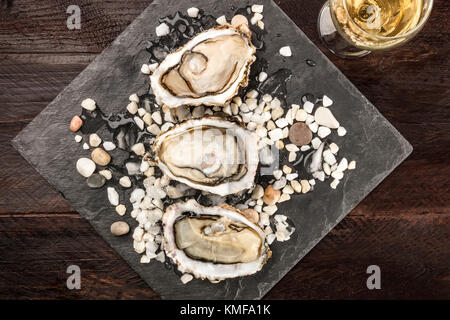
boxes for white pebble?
[282,185,294,195]
[273,170,283,180]
[291,180,302,193]
[161,122,174,132]
[280,46,292,57]
[252,4,264,13]
[134,116,144,130]
[337,126,347,136]
[187,7,199,18]
[216,15,227,25]
[257,20,265,30]
[127,102,138,115]
[336,158,348,172]
[323,149,337,165]
[309,179,316,186]
[331,171,344,180]
[129,94,139,103]
[286,173,298,181]
[130,188,145,203]
[313,171,326,181]
[119,176,132,188]
[286,144,299,152]
[288,152,297,162]
[258,72,268,82]
[296,109,307,122]
[282,165,292,175]
[147,124,161,135]
[89,133,102,147]
[74,135,82,143]
[141,64,151,75]
[348,160,356,170]
[131,143,145,156]
[116,204,126,216]
[156,23,170,37]
[275,118,289,128]
[301,145,311,152]
[76,158,96,178]
[138,108,147,117]
[311,137,322,149]
[329,143,339,154]
[323,163,332,176]
[303,101,314,114]
[315,107,340,129]
[308,122,319,133]
[107,187,119,206]
[81,98,96,111]
[151,111,162,125]
[322,95,333,107]
[330,179,340,189]
[263,205,278,215]
[103,141,116,151]
[268,128,283,141]
[82,143,89,150]
[180,274,193,284]
[318,126,331,138]
[99,170,112,180]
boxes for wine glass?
[318,0,434,58]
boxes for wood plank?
[0,214,447,299]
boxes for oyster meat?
[163,200,271,281]
[153,117,259,196]
[151,25,256,108]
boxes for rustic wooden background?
[0,0,449,300]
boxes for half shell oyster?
[163,200,271,281]
[153,117,259,196]
[151,25,256,108]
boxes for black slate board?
[12,0,412,300]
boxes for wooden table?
[0,0,448,299]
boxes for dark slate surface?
[12,0,412,300]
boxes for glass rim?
[337,0,434,41]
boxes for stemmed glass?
[318,0,434,58]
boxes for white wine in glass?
[318,0,434,58]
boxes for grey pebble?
[87,174,106,189]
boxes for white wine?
[330,0,424,50]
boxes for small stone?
[144,167,155,177]
[127,102,138,115]
[76,158,96,178]
[119,176,132,188]
[323,149,337,165]
[257,20,265,30]
[241,209,259,224]
[91,148,111,166]
[130,188,145,203]
[313,171,326,182]
[138,108,147,117]
[141,64,151,75]
[250,13,263,25]
[151,111,162,125]
[266,120,276,131]
[305,114,315,124]
[323,163,332,176]
[275,118,289,128]
[217,15,228,25]
[74,135,82,143]
[70,116,83,132]
[279,193,291,203]
[330,179,340,189]
[263,94,273,103]
[82,143,89,150]
[89,133,102,147]
[318,126,332,138]
[322,95,333,107]
[336,158,348,172]
[300,180,311,194]
[271,97,281,108]
[81,98,96,111]
[269,128,283,141]
[87,174,106,189]
[337,126,347,136]
[331,171,344,180]
[291,180,302,193]
[271,107,284,121]
[280,46,292,57]
[134,116,144,130]
[282,165,292,175]
[288,152,297,162]
[286,173,298,181]
[273,177,287,190]
[258,72,268,82]
[180,274,194,284]
[295,109,307,122]
[263,205,278,215]
[187,7,199,18]
[252,184,264,199]
[192,106,205,118]
[103,141,116,151]
[273,170,283,180]
[107,187,119,206]
[308,122,319,133]
[147,124,161,135]
[289,122,312,146]
[303,101,314,114]
[275,140,284,150]
[116,204,126,216]
[286,144,300,152]
[252,4,264,13]
[301,145,311,152]
[131,143,145,156]
[348,160,356,170]
[129,94,139,103]
[263,185,281,206]
[329,143,339,154]
[156,23,170,37]
[309,179,316,186]
[282,127,289,139]
[282,185,294,195]
[99,169,112,180]
[311,137,322,149]
[140,255,151,264]
[111,221,129,236]
[315,107,340,129]
[256,126,268,138]
[161,122,174,132]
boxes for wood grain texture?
[0,0,449,299]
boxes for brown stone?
[91,148,111,166]
[289,122,313,146]
[70,115,83,132]
[241,208,259,224]
[231,15,249,28]
[263,185,281,206]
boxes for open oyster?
[151,25,256,108]
[163,200,271,281]
[153,117,259,196]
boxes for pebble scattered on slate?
[76,158,96,178]
[87,174,106,189]
[91,148,111,166]
[111,221,130,236]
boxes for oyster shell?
[163,200,271,281]
[151,25,256,108]
[153,117,259,196]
